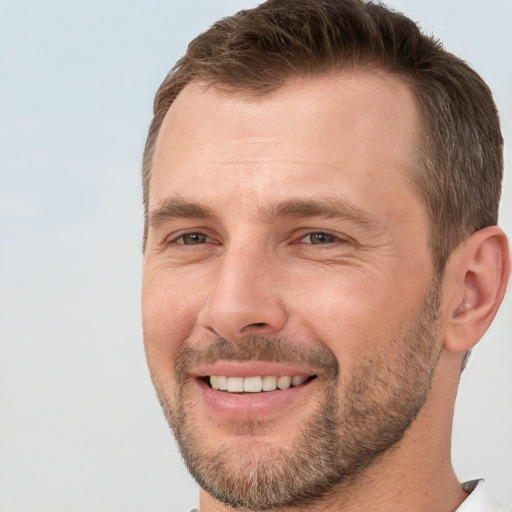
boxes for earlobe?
[442,226,510,353]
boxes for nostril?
[241,322,269,332]
[239,321,277,335]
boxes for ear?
[442,226,510,353]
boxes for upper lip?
[190,361,317,378]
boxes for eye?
[300,232,341,245]
[174,232,211,245]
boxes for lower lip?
[193,378,316,420]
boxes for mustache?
[175,337,340,380]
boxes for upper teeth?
[209,375,308,393]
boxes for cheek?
[142,271,204,371]
[290,268,421,365]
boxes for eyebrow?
[262,197,383,231]
[149,198,218,227]
[149,196,383,232]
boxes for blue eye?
[302,232,339,245]
[176,233,209,245]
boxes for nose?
[197,243,288,341]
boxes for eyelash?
[171,232,216,245]
[168,231,348,247]
[297,232,346,245]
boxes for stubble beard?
[151,283,442,510]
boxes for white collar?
[456,480,504,511]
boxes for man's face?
[142,74,443,509]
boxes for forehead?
[150,72,422,221]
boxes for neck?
[199,350,467,512]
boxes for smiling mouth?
[203,375,317,393]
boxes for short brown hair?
[142,0,503,274]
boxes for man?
[141,0,510,510]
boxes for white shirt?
[457,480,506,511]
[188,480,507,512]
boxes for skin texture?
[142,73,510,511]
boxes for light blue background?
[1,1,510,511]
